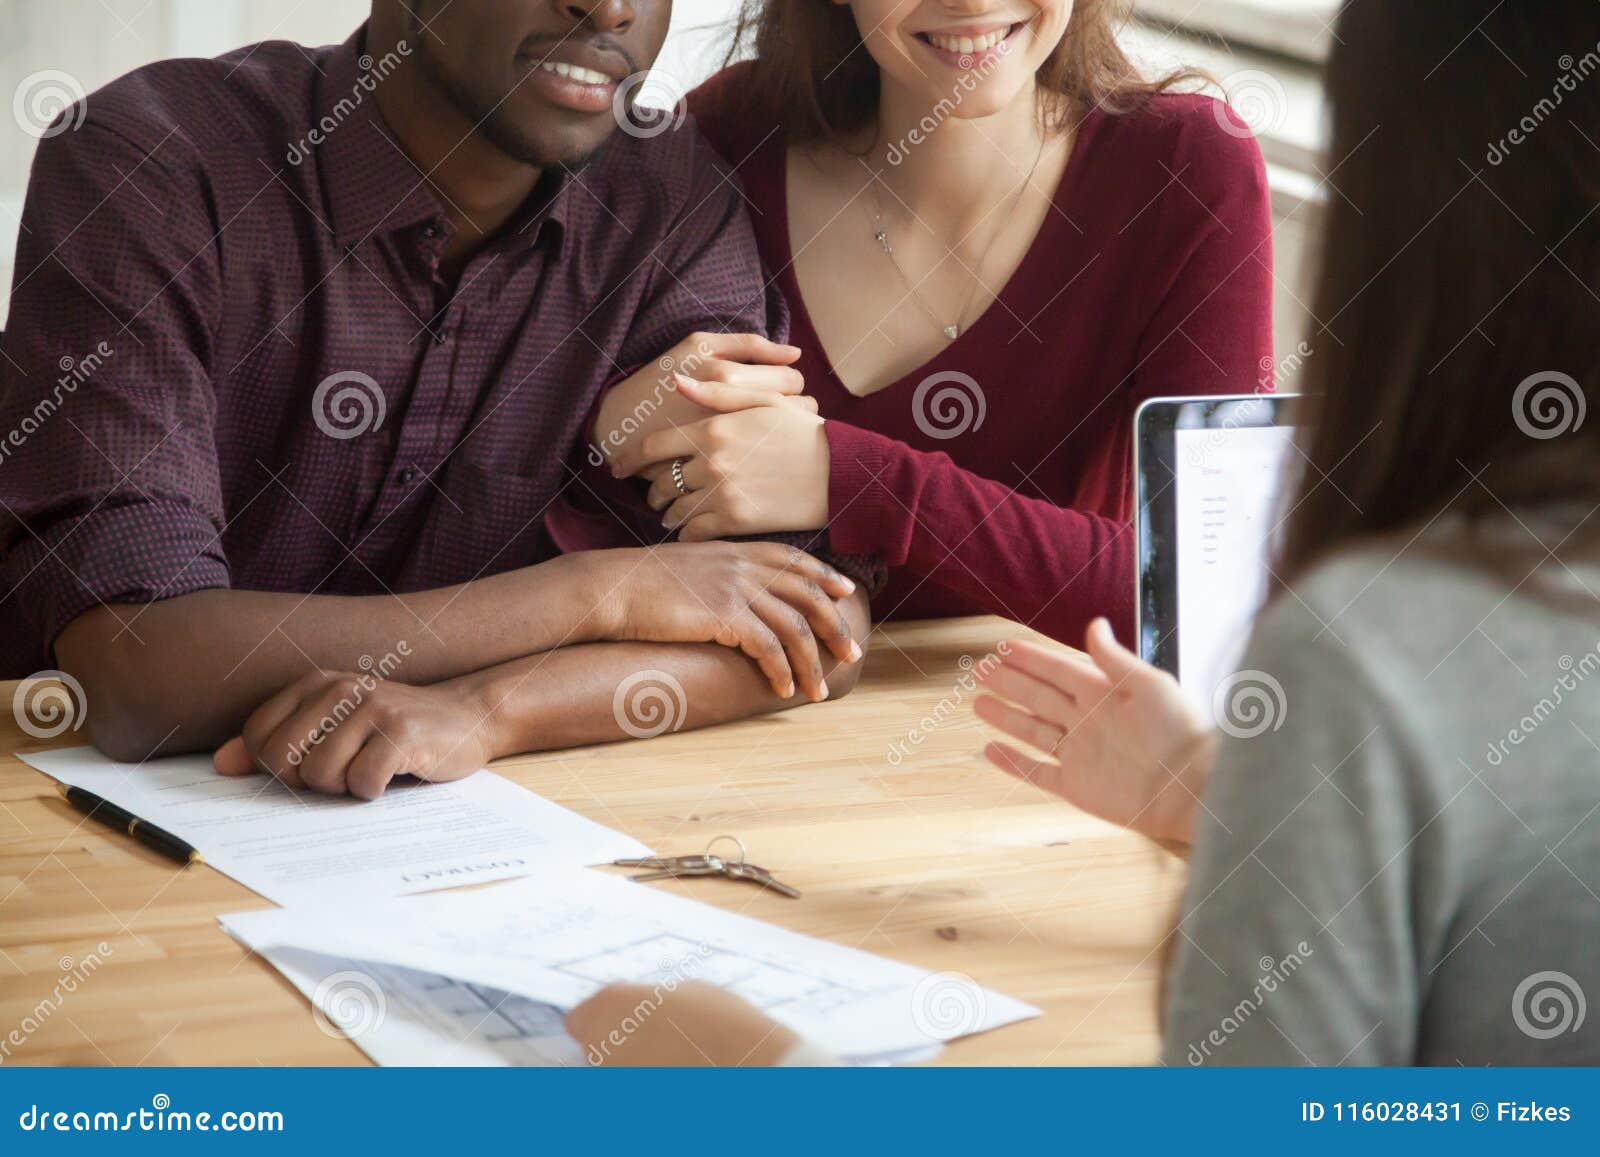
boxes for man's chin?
[478,116,615,171]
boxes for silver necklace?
[866,139,1047,341]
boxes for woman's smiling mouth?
[914,20,1028,68]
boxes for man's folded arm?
[53,564,618,760]
[437,588,871,756]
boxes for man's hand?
[567,981,798,1067]
[583,542,863,703]
[212,670,493,800]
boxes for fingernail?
[782,682,795,699]
[848,641,863,662]
[818,680,830,700]
[672,372,694,390]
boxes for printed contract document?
[20,747,651,905]
[221,869,1040,1064]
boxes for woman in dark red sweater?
[603,0,1273,644]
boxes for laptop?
[1133,394,1300,721]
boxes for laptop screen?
[1172,422,1295,713]
[1135,395,1299,725]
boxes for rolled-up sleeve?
[0,118,228,653]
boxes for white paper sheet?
[258,947,940,1067]
[221,870,1039,1060]
[20,747,652,906]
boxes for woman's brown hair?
[1274,0,1600,589]
[725,0,1194,143]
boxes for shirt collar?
[315,26,573,257]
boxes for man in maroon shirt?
[0,1,872,799]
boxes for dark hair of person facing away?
[724,0,1200,141]
[1275,0,1600,592]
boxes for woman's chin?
[955,93,1026,121]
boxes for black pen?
[56,784,204,866]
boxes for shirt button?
[421,221,442,239]
[399,466,419,484]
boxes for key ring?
[705,834,747,868]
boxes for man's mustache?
[517,34,640,80]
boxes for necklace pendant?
[943,324,960,340]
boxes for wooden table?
[0,616,1182,1066]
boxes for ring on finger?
[671,457,693,497]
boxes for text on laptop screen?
[1172,422,1294,718]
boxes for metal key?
[613,835,802,899]
[723,858,802,899]
[617,853,725,882]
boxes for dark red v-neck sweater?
[688,67,1274,644]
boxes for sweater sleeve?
[1158,596,1445,1067]
[824,420,1136,640]
[822,103,1273,643]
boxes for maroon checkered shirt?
[0,30,873,675]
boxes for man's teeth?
[539,61,612,86]
[926,28,1009,55]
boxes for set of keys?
[613,835,801,899]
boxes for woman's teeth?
[538,61,612,86]
[925,27,1010,55]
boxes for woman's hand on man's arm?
[590,330,813,474]
[592,331,832,540]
